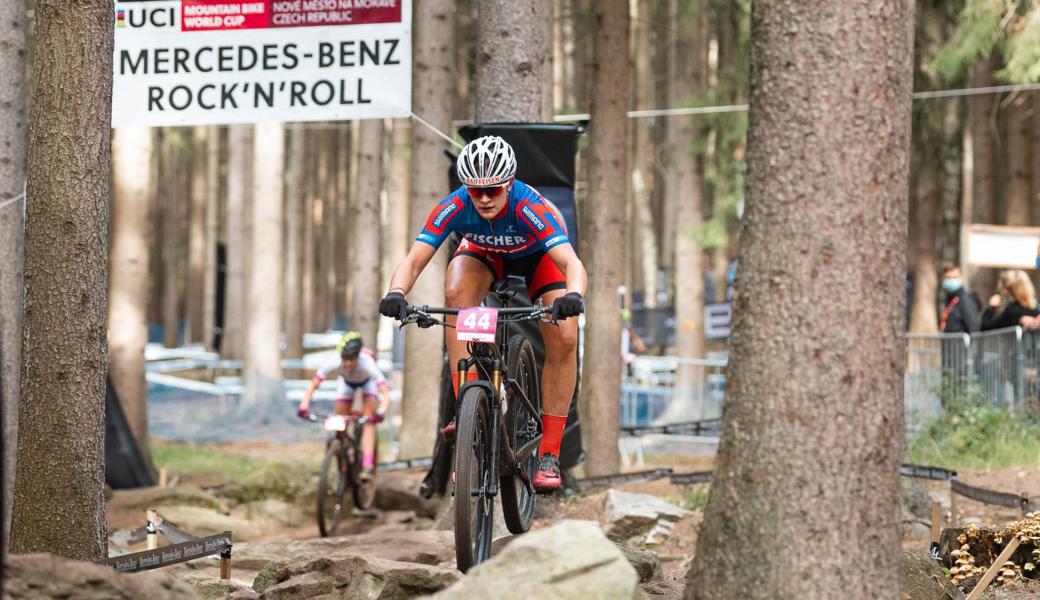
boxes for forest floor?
[105,439,1040,598]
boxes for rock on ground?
[604,490,693,543]
[901,550,964,600]
[4,553,200,599]
[374,475,444,519]
[157,505,263,541]
[431,520,647,600]
[237,499,305,529]
[256,555,459,599]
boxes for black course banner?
[99,531,232,573]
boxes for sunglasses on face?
[466,184,508,200]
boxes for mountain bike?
[399,290,551,572]
[308,411,381,537]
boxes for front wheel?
[351,425,378,509]
[501,335,541,534]
[453,386,494,572]
[317,438,348,537]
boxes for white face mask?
[942,278,962,294]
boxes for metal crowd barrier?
[624,327,1037,439]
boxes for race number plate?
[323,415,348,432]
[456,307,498,343]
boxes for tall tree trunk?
[222,126,249,358]
[685,0,913,597]
[336,128,351,320]
[1005,93,1032,226]
[579,0,628,477]
[302,129,317,334]
[148,130,163,326]
[187,127,208,344]
[244,123,285,414]
[475,0,547,122]
[631,0,659,307]
[399,0,454,459]
[10,0,113,560]
[202,127,220,350]
[387,120,412,286]
[0,0,27,555]
[313,133,331,331]
[350,120,384,347]
[161,133,182,348]
[284,124,305,359]
[967,57,998,295]
[658,0,679,293]
[325,129,340,324]
[108,128,153,461]
[673,0,707,367]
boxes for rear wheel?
[501,335,541,534]
[453,386,494,572]
[317,438,348,537]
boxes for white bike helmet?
[456,136,517,187]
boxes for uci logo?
[115,5,177,30]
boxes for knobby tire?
[453,386,493,572]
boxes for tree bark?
[967,57,998,294]
[302,129,317,333]
[284,124,305,359]
[476,0,547,122]
[161,132,183,348]
[631,0,659,307]
[10,0,113,560]
[336,128,351,320]
[658,0,679,291]
[108,127,153,460]
[222,126,249,358]
[325,129,340,323]
[579,0,628,477]
[187,127,208,344]
[673,0,708,367]
[202,126,220,350]
[1005,93,1032,226]
[399,0,453,459]
[244,122,284,414]
[350,120,384,347]
[387,120,412,286]
[0,0,27,556]
[685,1,913,597]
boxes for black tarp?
[421,123,586,497]
[105,377,155,489]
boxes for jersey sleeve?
[360,354,386,384]
[516,196,570,251]
[416,191,465,249]
[315,358,342,381]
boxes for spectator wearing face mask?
[940,264,981,334]
[981,269,1039,330]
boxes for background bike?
[399,290,549,572]
[308,411,381,537]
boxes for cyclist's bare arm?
[299,377,321,413]
[387,241,438,295]
[546,243,588,296]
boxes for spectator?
[940,264,981,333]
[982,269,1039,330]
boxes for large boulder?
[604,490,693,544]
[195,579,258,600]
[432,520,647,600]
[374,476,444,519]
[4,553,200,599]
[616,543,663,583]
[157,505,263,541]
[256,555,459,599]
[901,550,964,600]
[237,499,305,529]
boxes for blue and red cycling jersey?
[416,180,570,257]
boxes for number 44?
[463,311,491,329]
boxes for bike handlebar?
[404,304,553,317]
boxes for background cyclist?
[297,331,390,481]
[378,135,587,492]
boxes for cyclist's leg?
[445,244,496,388]
[359,381,380,469]
[334,379,354,416]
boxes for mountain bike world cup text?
[112,0,411,127]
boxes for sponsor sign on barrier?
[113,0,412,127]
[100,531,232,573]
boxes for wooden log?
[965,536,1021,600]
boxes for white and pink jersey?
[315,350,386,400]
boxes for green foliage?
[907,394,1040,470]
[152,442,266,482]
[932,0,1011,82]
[676,483,711,511]
[1000,8,1040,82]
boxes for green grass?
[673,483,711,511]
[151,442,271,483]
[907,406,1040,470]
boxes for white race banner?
[113,0,411,127]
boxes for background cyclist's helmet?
[337,331,363,359]
[456,135,517,187]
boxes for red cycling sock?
[451,371,479,399]
[540,412,568,457]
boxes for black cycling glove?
[552,292,584,320]
[379,291,408,319]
